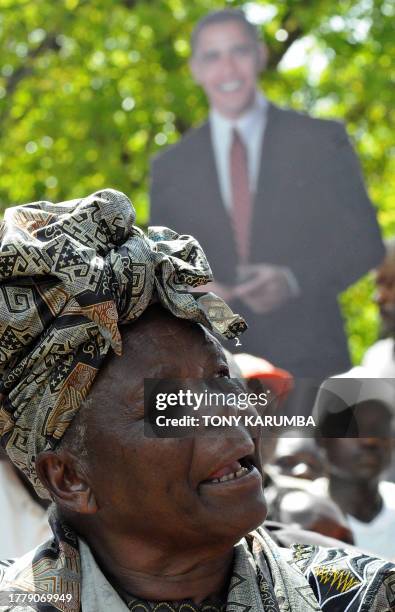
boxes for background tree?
[0,0,393,362]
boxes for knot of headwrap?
[0,189,246,497]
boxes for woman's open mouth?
[201,457,255,484]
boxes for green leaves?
[0,0,393,362]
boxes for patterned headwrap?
[0,188,246,497]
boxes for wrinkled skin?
[82,307,266,549]
[37,305,266,602]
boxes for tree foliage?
[0,0,393,363]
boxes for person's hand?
[233,264,296,314]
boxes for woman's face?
[84,310,267,553]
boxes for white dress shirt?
[209,93,299,295]
[209,92,268,211]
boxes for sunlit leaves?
[0,0,393,361]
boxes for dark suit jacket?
[150,103,384,378]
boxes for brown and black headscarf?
[0,188,246,497]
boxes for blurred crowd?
[224,238,395,561]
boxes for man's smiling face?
[83,306,266,553]
[191,20,265,120]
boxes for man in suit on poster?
[150,9,384,379]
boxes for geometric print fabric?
[0,189,246,497]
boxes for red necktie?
[230,128,252,264]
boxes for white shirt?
[311,477,395,560]
[209,92,268,211]
[80,538,130,612]
[0,461,51,559]
[362,338,395,377]
[209,93,299,294]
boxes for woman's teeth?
[209,465,250,483]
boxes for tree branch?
[267,10,304,70]
[5,33,61,98]
[0,33,62,129]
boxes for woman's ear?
[36,450,98,514]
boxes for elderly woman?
[0,190,394,611]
